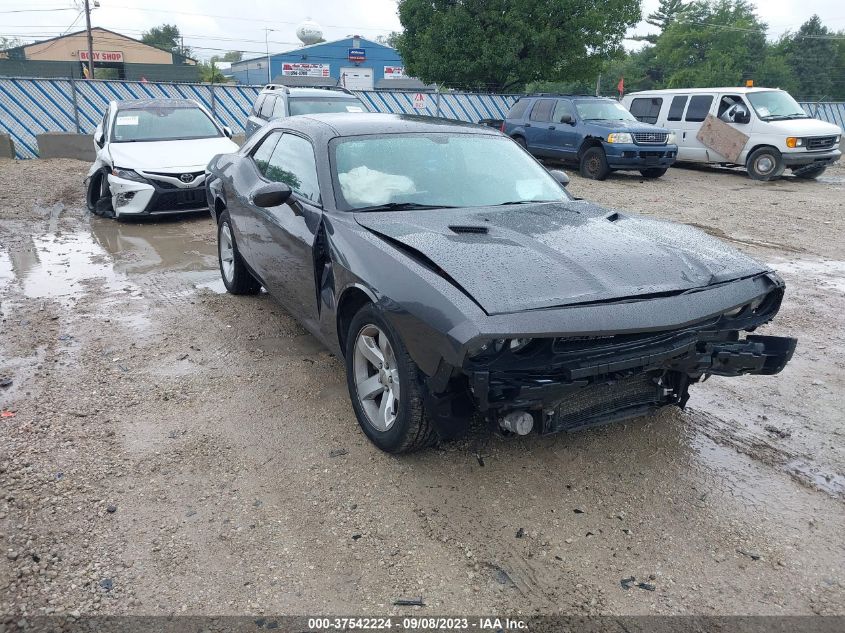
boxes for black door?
[227,130,282,265]
[248,132,323,329]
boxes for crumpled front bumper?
[470,334,796,414]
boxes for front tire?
[579,146,610,180]
[345,303,436,454]
[86,170,115,218]
[793,165,827,179]
[217,211,261,295]
[640,168,667,178]
[746,147,785,181]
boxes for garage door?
[340,68,374,91]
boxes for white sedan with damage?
[86,98,239,220]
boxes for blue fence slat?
[1,76,841,159]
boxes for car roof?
[627,87,782,97]
[271,112,499,137]
[259,86,360,99]
[115,98,200,110]
[518,94,610,100]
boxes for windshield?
[746,90,808,120]
[289,97,367,116]
[111,106,220,142]
[575,100,637,121]
[333,133,569,210]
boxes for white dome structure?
[296,19,323,45]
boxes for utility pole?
[84,0,95,79]
[264,28,273,83]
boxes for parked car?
[205,113,795,454]
[86,98,239,220]
[502,94,678,180]
[244,85,369,139]
[622,87,842,180]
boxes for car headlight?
[785,137,803,148]
[667,132,677,145]
[607,132,633,144]
[111,167,148,183]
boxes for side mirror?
[222,125,233,138]
[735,107,751,124]
[252,182,292,208]
[548,168,570,187]
[559,113,573,124]
[94,129,104,147]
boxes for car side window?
[552,100,574,123]
[260,95,276,120]
[251,131,282,176]
[629,97,662,124]
[271,96,286,119]
[685,95,714,122]
[253,94,266,116]
[506,99,530,120]
[529,99,555,122]
[667,96,687,121]
[265,134,320,203]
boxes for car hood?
[762,117,841,136]
[355,201,768,315]
[583,119,667,132]
[107,137,239,171]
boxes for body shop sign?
[281,63,330,77]
[384,66,407,79]
[78,50,124,62]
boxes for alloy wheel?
[219,222,235,283]
[353,324,400,432]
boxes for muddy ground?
[0,158,843,619]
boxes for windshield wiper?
[353,202,457,212]
[496,200,559,206]
[761,114,808,121]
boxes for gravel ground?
[0,157,843,620]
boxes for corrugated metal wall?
[0,77,842,159]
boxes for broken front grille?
[806,136,837,150]
[148,188,207,212]
[633,132,668,145]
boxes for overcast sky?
[3,0,844,61]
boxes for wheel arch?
[577,136,604,158]
[336,284,378,357]
[744,143,781,164]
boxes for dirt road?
[1,158,843,619]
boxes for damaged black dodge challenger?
[205,113,796,453]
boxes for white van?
[622,87,841,180]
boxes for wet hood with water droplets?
[355,201,768,315]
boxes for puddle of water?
[90,216,216,275]
[0,250,13,293]
[817,175,844,186]
[195,278,226,294]
[770,258,845,293]
[786,459,845,498]
[5,231,128,299]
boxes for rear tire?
[345,303,436,454]
[217,211,261,295]
[793,165,827,179]
[579,146,610,180]
[746,147,785,181]
[639,168,667,178]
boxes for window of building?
[684,95,714,122]
[629,97,663,124]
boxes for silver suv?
[244,85,369,139]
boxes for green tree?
[633,0,688,44]
[199,60,225,83]
[211,50,243,63]
[394,0,641,91]
[0,36,23,51]
[782,16,838,100]
[376,32,401,48]
[141,24,191,58]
